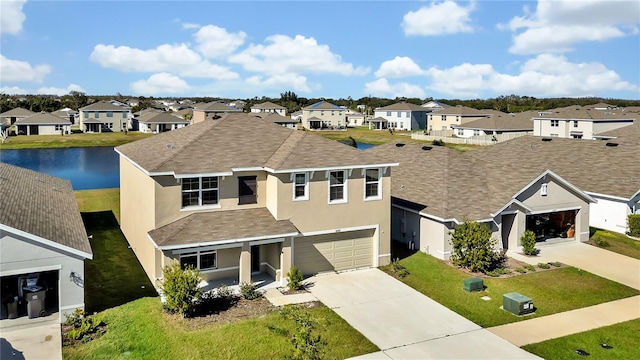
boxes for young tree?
[449,221,503,273]
[520,230,538,256]
[160,262,201,317]
[281,306,326,360]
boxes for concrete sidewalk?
[509,241,640,290]
[489,295,640,346]
[0,319,61,360]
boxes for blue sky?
[1,0,639,100]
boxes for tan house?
[136,112,190,133]
[191,101,242,124]
[451,110,534,138]
[115,113,396,289]
[250,101,287,116]
[301,101,345,129]
[427,105,490,132]
[0,107,35,127]
[369,136,640,258]
[253,113,298,130]
[14,112,72,136]
[79,101,132,133]
[532,105,635,139]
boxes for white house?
[374,102,429,131]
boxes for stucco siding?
[421,217,451,259]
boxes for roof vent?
[541,138,553,142]
[166,144,176,150]
[395,143,406,147]
[421,146,433,151]
[605,142,619,147]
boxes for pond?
[339,141,377,150]
[0,147,119,190]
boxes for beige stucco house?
[136,112,190,133]
[191,101,242,124]
[79,101,132,133]
[532,105,636,139]
[369,136,640,259]
[13,112,72,136]
[0,107,35,128]
[301,101,345,129]
[115,113,397,290]
[427,105,490,132]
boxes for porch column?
[280,237,292,286]
[239,242,251,284]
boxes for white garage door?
[294,229,374,275]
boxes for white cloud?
[229,34,369,76]
[131,73,190,94]
[0,55,51,83]
[1,0,26,35]
[375,56,425,78]
[36,84,85,96]
[246,73,312,93]
[182,22,200,29]
[89,43,239,80]
[0,86,28,94]
[402,0,475,36]
[425,54,639,98]
[194,25,247,58]
[364,78,426,99]
[504,0,640,54]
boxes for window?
[387,111,391,116]
[405,112,410,118]
[55,124,64,131]
[456,116,460,122]
[441,116,446,121]
[83,111,90,118]
[180,250,217,270]
[321,111,324,116]
[107,111,113,117]
[331,111,335,116]
[573,120,578,128]
[238,176,257,205]
[95,112,100,118]
[399,123,403,129]
[397,111,401,117]
[541,183,548,196]
[473,130,480,136]
[442,126,447,130]
[294,173,309,200]
[572,134,583,139]
[551,120,559,127]
[329,171,346,203]
[457,128,464,136]
[364,168,381,199]
[181,177,219,207]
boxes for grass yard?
[522,319,640,360]
[75,188,121,223]
[62,297,378,360]
[0,131,153,149]
[588,228,640,260]
[381,251,640,327]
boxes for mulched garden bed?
[448,256,567,279]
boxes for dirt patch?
[168,298,276,330]
[61,323,107,346]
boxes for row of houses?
[2,111,638,323]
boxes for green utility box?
[463,277,484,292]
[503,292,534,315]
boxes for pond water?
[339,141,377,150]
[0,147,120,190]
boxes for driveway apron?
[0,318,61,360]
[308,268,540,359]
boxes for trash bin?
[24,289,46,319]
[7,298,18,319]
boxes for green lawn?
[381,252,640,327]
[522,319,640,360]
[75,188,121,223]
[589,228,640,260]
[63,298,377,360]
[0,131,153,149]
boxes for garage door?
[294,229,374,275]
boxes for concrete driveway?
[510,241,640,290]
[308,268,540,359]
[0,316,61,360]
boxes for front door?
[251,246,260,273]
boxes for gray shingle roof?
[138,112,190,124]
[376,102,427,111]
[0,163,92,257]
[303,101,342,110]
[251,101,285,110]
[433,105,489,116]
[148,208,299,247]
[253,113,297,124]
[368,136,640,221]
[533,105,637,121]
[14,112,71,125]
[195,101,242,112]
[0,107,35,117]
[80,100,131,111]
[116,113,394,175]
[453,111,535,131]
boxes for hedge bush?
[628,214,640,237]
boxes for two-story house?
[532,105,635,139]
[0,107,35,127]
[250,101,287,116]
[301,101,345,129]
[373,102,429,131]
[427,105,490,132]
[192,101,242,124]
[79,101,132,133]
[115,113,397,289]
[51,108,79,125]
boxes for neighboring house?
[115,113,396,289]
[595,110,640,143]
[451,110,534,138]
[0,107,35,127]
[368,136,640,259]
[0,163,92,322]
[368,117,389,130]
[229,100,246,110]
[532,105,635,139]
[427,106,490,132]
[192,101,242,124]
[51,108,79,125]
[250,101,287,116]
[345,110,365,127]
[374,102,429,130]
[137,112,190,133]
[301,101,345,129]
[290,111,303,123]
[253,113,298,129]
[79,101,132,133]
[421,100,451,111]
[14,112,72,135]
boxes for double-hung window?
[107,111,113,117]
[573,120,578,128]
[179,250,217,270]
[364,169,381,200]
[329,171,346,203]
[181,177,219,207]
[551,120,559,127]
[293,173,309,200]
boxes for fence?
[411,131,532,146]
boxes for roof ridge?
[264,130,306,169]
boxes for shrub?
[281,305,327,360]
[594,236,610,248]
[520,230,537,256]
[160,262,202,317]
[627,214,640,237]
[523,264,536,272]
[537,263,551,269]
[286,265,305,291]
[240,282,262,300]
[549,261,562,267]
[449,221,504,273]
[515,267,527,273]
[64,308,85,328]
[63,310,106,344]
[390,258,410,278]
[432,139,445,146]
[216,284,233,300]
